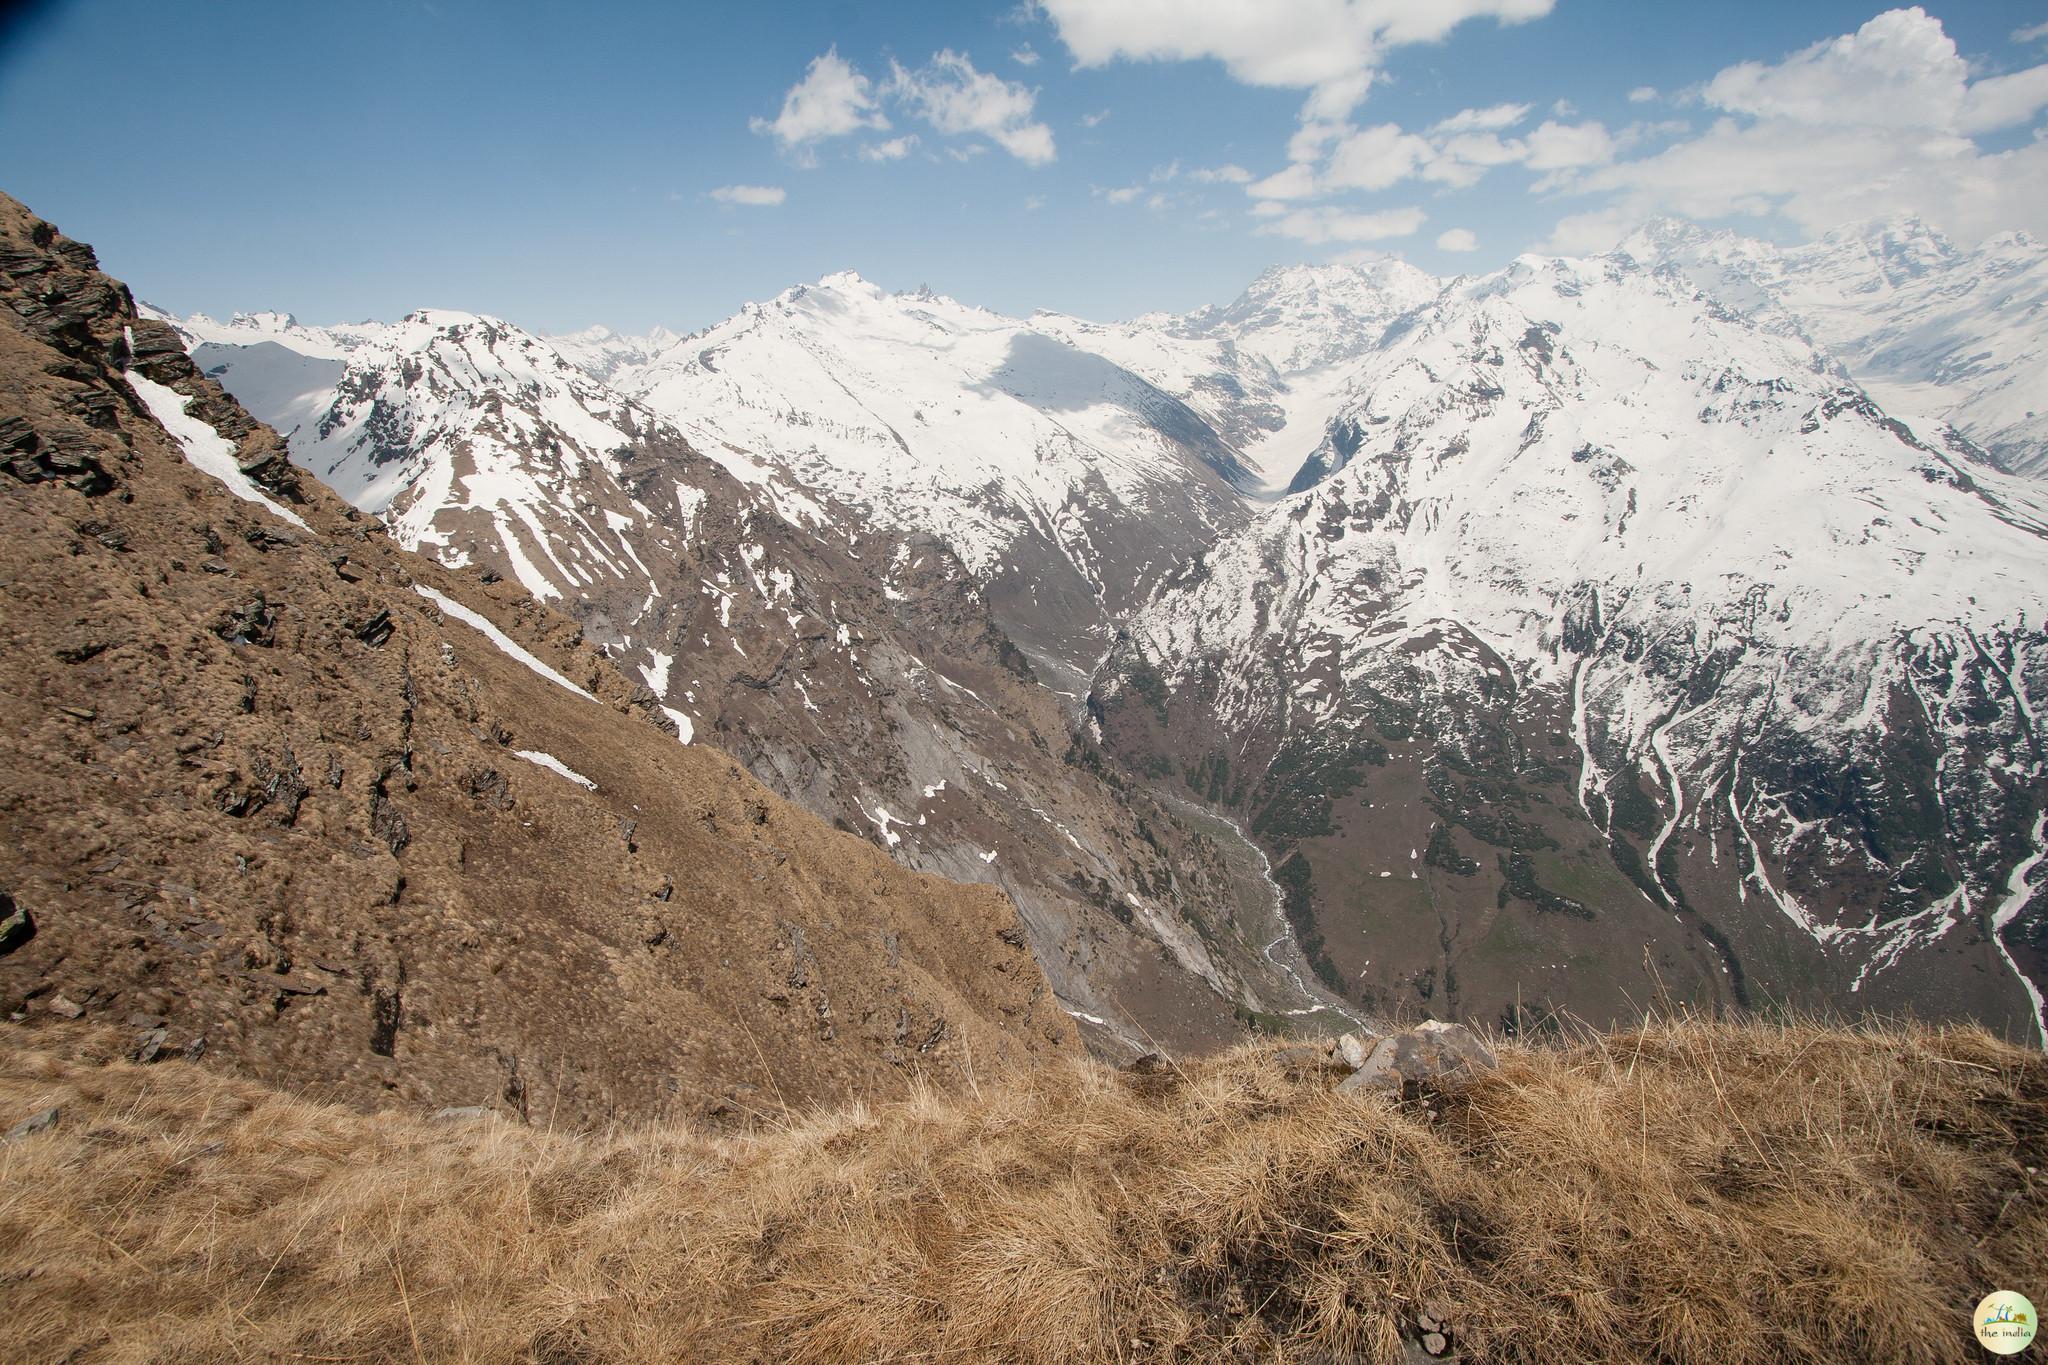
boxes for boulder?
[4,1106,59,1142]
[1334,1032,1373,1070]
[1336,1020,1499,1097]
[432,1106,490,1122]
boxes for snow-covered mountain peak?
[1626,215,2048,476]
[1160,257,1444,374]
[613,269,1260,672]
[544,323,683,382]
[1110,243,2047,1034]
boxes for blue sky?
[2,1,2045,334]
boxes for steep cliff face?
[1096,251,2048,1040]
[0,192,1075,1123]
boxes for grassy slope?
[2,1018,2041,1363]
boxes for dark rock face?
[0,894,31,956]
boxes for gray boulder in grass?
[1337,1020,1499,1096]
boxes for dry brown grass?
[1,1016,2041,1363]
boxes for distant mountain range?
[150,214,2048,1045]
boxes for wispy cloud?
[859,135,920,162]
[1253,204,1426,244]
[1430,103,1529,134]
[754,47,1055,166]
[709,184,787,206]
[1236,100,1613,205]
[886,50,1057,164]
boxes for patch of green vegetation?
[1066,870,1131,926]
[1425,824,1480,877]
[1232,1004,1305,1035]
[1272,852,1346,996]
[1061,737,1127,792]
[1425,762,1560,852]
[1497,851,1595,919]
[1607,776,1661,839]
[1121,661,1171,723]
[1532,848,1637,908]
[1251,734,1381,842]
[1469,909,1544,966]
[1186,751,1233,804]
[1607,834,1662,905]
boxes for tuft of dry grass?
[0,1015,2041,1363]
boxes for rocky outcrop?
[0,191,1074,1124]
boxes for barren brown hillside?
[0,191,1072,1125]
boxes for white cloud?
[1287,119,1347,163]
[1429,102,1530,134]
[1561,8,2048,247]
[1436,227,1479,251]
[1255,204,1426,243]
[887,50,1057,164]
[1522,119,1615,171]
[1697,7,2048,137]
[1080,108,1112,127]
[858,135,920,162]
[1040,0,1555,119]
[1103,184,1143,204]
[2018,21,2048,44]
[1011,44,1042,66]
[1434,131,1527,167]
[710,184,787,206]
[1627,85,1658,103]
[1187,163,1253,183]
[1025,194,1047,210]
[751,48,888,151]
[1247,162,1322,200]
[1959,66,2048,135]
[1324,123,1434,190]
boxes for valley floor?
[1,1017,2040,1363]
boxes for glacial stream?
[1154,789,1373,1035]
